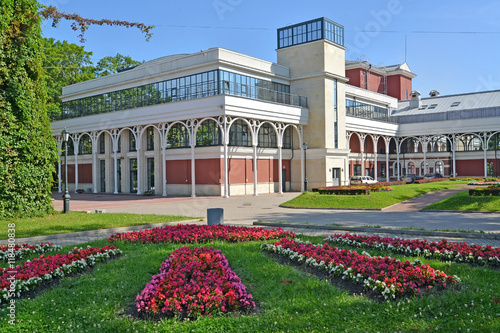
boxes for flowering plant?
[108,224,295,244]
[136,246,255,318]
[143,189,155,195]
[262,238,458,299]
[326,233,500,267]
[0,243,62,261]
[0,245,122,303]
[369,185,393,192]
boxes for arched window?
[457,134,481,151]
[65,139,74,156]
[407,161,415,175]
[196,120,221,146]
[229,119,251,147]
[435,161,444,176]
[167,123,190,148]
[488,133,500,151]
[129,129,136,152]
[258,123,277,148]
[146,127,155,151]
[283,126,292,149]
[78,135,92,155]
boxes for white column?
[162,146,167,197]
[374,152,378,181]
[452,138,457,177]
[113,149,118,194]
[278,145,283,194]
[57,152,62,193]
[300,146,305,192]
[396,146,400,181]
[74,152,79,192]
[484,146,488,178]
[191,144,196,197]
[136,148,142,195]
[385,141,390,182]
[224,143,229,198]
[360,147,365,176]
[92,150,98,193]
[253,144,258,196]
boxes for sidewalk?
[9,188,499,247]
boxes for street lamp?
[303,142,308,191]
[61,128,71,213]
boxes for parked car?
[424,173,443,179]
[350,176,379,185]
[402,174,418,183]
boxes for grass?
[1,235,499,332]
[0,211,197,240]
[424,190,500,212]
[281,181,466,209]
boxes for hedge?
[0,0,58,219]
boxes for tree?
[0,2,154,219]
[42,38,95,118]
[95,53,143,77]
[0,0,58,219]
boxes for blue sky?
[39,0,500,98]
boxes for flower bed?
[0,245,122,303]
[262,238,459,299]
[326,233,500,267]
[0,243,62,261]
[469,187,500,196]
[108,224,295,244]
[414,177,449,184]
[312,184,392,195]
[136,246,255,318]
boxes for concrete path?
[382,186,470,212]
[5,188,495,247]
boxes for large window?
[57,70,307,121]
[277,17,344,49]
[129,130,136,152]
[258,123,277,148]
[146,127,155,151]
[167,123,190,148]
[78,135,92,155]
[457,134,482,151]
[346,99,391,122]
[229,119,251,147]
[99,134,105,154]
[196,120,221,147]
[283,127,292,149]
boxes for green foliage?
[0,0,58,219]
[94,53,143,77]
[41,37,94,117]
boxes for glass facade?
[346,99,392,123]
[258,123,277,148]
[196,120,221,147]
[229,119,251,147]
[55,70,307,121]
[277,17,344,49]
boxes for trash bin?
[207,208,224,226]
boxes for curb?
[0,219,202,245]
[279,204,381,211]
[253,221,500,240]
[420,209,500,214]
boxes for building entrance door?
[332,168,340,186]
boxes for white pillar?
[113,150,118,194]
[253,144,258,196]
[74,152,79,192]
[452,139,457,177]
[93,151,98,193]
[374,152,378,181]
[300,146,305,192]
[57,153,62,193]
[191,145,196,197]
[385,145,389,182]
[162,146,167,197]
[396,146,400,181]
[224,143,229,198]
[484,147,488,178]
[278,145,283,194]
[136,148,142,195]
[360,147,365,176]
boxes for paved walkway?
[10,188,500,247]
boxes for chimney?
[429,90,440,97]
[409,91,421,109]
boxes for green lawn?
[1,235,499,332]
[424,190,500,211]
[281,182,466,209]
[0,211,197,240]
